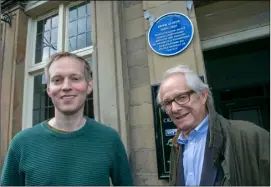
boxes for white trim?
[28,61,47,75]
[31,20,37,66]
[64,5,69,51]
[67,1,86,9]
[22,18,35,130]
[201,25,270,51]
[36,9,59,22]
[71,46,93,57]
[58,4,66,52]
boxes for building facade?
[0,0,269,185]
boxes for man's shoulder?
[230,119,267,133]
[9,122,45,148]
[219,115,269,139]
[86,118,120,138]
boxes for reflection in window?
[68,0,92,52]
[32,72,94,125]
[35,14,59,64]
[33,74,54,124]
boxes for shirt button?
[189,172,193,176]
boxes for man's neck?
[183,111,208,138]
[48,109,86,132]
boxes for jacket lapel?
[200,131,218,186]
[172,131,185,186]
[176,145,185,186]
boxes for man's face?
[47,57,92,115]
[159,73,208,131]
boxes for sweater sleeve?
[1,147,24,186]
[110,134,133,186]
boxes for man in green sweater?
[1,52,133,186]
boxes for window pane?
[41,93,46,110]
[69,20,77,37]
[33,92,41,110]
[34,74,43,90]
[50,45,57,56]
[51,28,58,44]
[35,49,42,63]
[52,15,58,29]
[86,58,93,82]
[37,21,43,34]
[42,47,49,61]
[33,74,54,125]
[78,4,86,18]
[77,33,86,49]
[87,1,91,15]
[36,34,43,49]
[40,109,45,122]
[87,15,91,31]
[43,31,51,46]
[35,14,58,64]
[86,31,92,46]
[78,17,86,34]
[69,37,76,51]
[44,18,51,31]
[69,8,77,22]
[84,98,94,118]
[33,110,40,125]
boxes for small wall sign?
[148,12,194,56]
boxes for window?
[23,0,94,129]
[68,2,92,51]
[35,14,58,63]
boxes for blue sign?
[148,12,194,56]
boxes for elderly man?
[1,52,133,186]
[157,65,269,186]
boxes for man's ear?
[200,89,208,105]
[87,80,93,95]
[47,84,52,98]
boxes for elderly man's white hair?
[156,65,214,110]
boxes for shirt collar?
[177,115,209,145]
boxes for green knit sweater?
[0,118,133,186]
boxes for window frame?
[22,2,94,130]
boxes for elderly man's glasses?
[159,90,195,111]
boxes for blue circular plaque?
[148,12,194,56]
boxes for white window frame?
[22,2,94,130]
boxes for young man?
[1,52,133,186]
[157,65,269,186]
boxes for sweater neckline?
[42,118,89,138]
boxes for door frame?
[201,25,269,51]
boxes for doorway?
[203,37,270,131]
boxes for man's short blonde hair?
[44,52,92,84]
